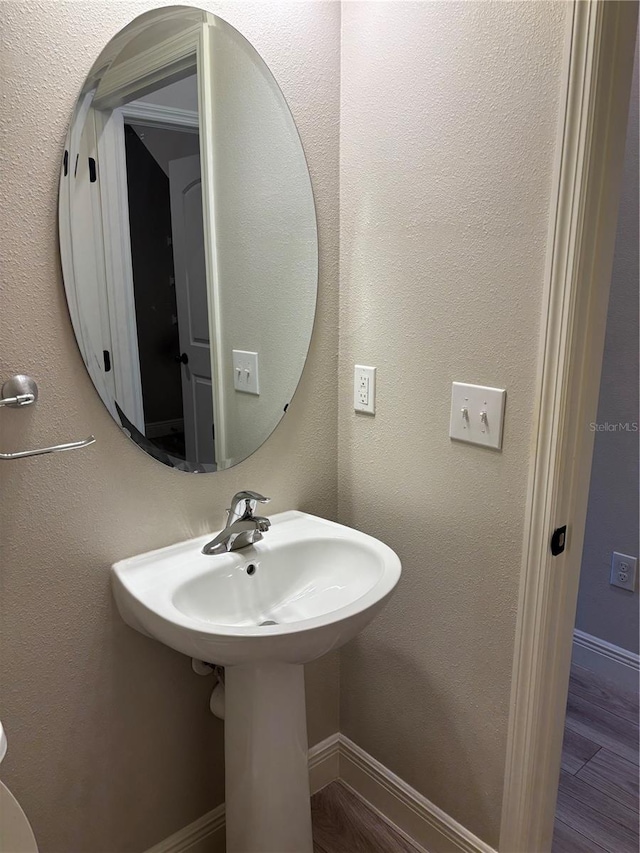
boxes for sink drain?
[258,619,278,626]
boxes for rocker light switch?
[449,382,506,450]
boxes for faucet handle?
[227,490,271,524]
[233,490,270,505]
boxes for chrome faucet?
[202,490,271,555]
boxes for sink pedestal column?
[224,662,313,853]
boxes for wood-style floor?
[310,664,638,853]
[311,781,421,853]
[553,664,639,853]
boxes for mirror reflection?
[60,7,318,472]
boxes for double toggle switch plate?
[449,382,506,450]
[232,350,260,395]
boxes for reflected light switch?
[232,350,260,395]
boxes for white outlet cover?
[449,382,506,450]
[610,552,637,592]
[354,365,376,414]
[232,350,260,395]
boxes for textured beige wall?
[338,1,570,846]
[575,35,639,655]
[0,2,339,851]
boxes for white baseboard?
[146,733,496,853]
[573,629,640,693]
[339,735,495,853]
[308,732,341,792]
[145,804,225,853]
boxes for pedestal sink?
[111,510,401,853]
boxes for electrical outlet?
[354,365,376,414]
[610,552,637,592]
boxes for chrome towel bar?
[0,375,96,460]
[0,391,36,408]
[0,435,96,460]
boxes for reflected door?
[169,154,216,467]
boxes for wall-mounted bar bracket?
[0,375,38,408]
[0,374,96,460]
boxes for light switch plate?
[232,350,260,395]
[449,382,506,450]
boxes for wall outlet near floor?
[610,552,637,592]
[354,365,376,414]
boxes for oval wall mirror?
[59,6,317,472]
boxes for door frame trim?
[499,2,638,851]
[96,99,203,438]
[95,106,145,431]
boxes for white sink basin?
[111,510,401,853]
[112,510,401,666]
